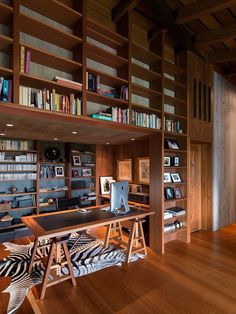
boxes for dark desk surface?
[22,206,154,240]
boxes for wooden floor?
[18,223,236,314]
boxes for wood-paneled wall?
[213,72,236,230]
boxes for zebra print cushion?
[0,232,144,314]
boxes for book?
[7,80,12,103]
[91,113,113,121]
[53,76,82,91]
[20,46,25,73]
[0,77,4,95]
[167,207,186,216]
[1,80,8,102]
[25,49,31,74]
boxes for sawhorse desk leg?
[104,222,123,248]
[126,218,147,263]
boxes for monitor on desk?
[56,197,81,211]
[110,181,130,214]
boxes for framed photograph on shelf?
[117,159,132,182]
[137,158,150,184]
[174,187,182,199]
[100,176,114,195]
[73,155,81,166]
[164,172,172,183]
[164,156,171,167]
[171,173,181,183]
[164,187,174,200]
[72,169,80,177]
[55,166,64,177]
[129,184,142,193]
[82,168,92,177]
[173,156,179,166]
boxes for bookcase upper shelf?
[0,2,13,26]
[0,35,13,54]
[20,0,82,28]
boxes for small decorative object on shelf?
[72,156,81,166]
[164,156,171,167]
[173,188,182,198]
[164,187,174,200]
[164,173,171,183]
[100,176,114,195]
[165,138,179,150]
[171,173,181,183]
[8,186,18,194]
[45,147,60,161]
[55,166,64,177]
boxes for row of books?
[131,110,161,129]
[91,107,129,124]
[164,117,183,133]
[0,152,37,162]
[0,77,12,103]
[39,186,68,193]
[87,72,128,100]
[164,207,186,219]
[0,164,37,171]
[0,173,37,180]
[0,140,34,151]
[19,86,82,115]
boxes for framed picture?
[117,159,132,181]
[164,172,172,183]
[171,173,181,183]
[72,169,80,177]
[137,158,150,184]
[164,187,174,200]
[73,155,81,166]
[82,168,92,177]
[173,156,179,166]
[164,156,171,167]
[129,184,142,193]
[164,138,179,150]
[100,176,114,195]
[55,166,64,177]
[174,187,182,199]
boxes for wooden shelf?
[87,18,128,49]
[0,192,37,197]
[0,35,13,54]
[72,176,96,179]
[0,179,37,182]
[164,227,187,236]
[20,0,82,28]
[164,94,186,105]
[164,149,187,153]
[164,197,187,203]
[131,63,161,82]
[39,161,66,164]
[164,131,187,137]
[39,203,55,208]
[131,43,161,65]
[22,44,82,74]
[20,72,82,94]
[39,177,69,181]
[164,182,187,186]
[0,149,36,153]
[164,112,187,120]
[0,66,13,76]
[87,90,128,108]
[132,83,161,99]
[163,59,186,74]
[0,2,13,26]
[0,170,37,173]
[19,13,82,50]
[164,213,186,221]
[0,205,36,213]
[87,43,128,68]
[39,189,68,194]
[131,103,161,114]
[87,67,128,86]
[164,166,187,170]
[0,161,36,164]
[164,77,186,89]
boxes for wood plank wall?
[213,72,236,230]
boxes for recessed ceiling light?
[0,133,5,136]
[53,138,58,141]
[6,123,14,127]
[106,142,110,145]
[72,131,77,134]
[131,138,135,141]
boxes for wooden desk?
[22,206,154,299]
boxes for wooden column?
[12,1,20,103]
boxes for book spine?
[20,46,25,73]
[7,80,12,103]
[0,77,4,95]
[25,49,31,74]
[1,80,8,102]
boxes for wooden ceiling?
[134,0,236,83]
[0,104,153,145]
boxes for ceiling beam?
[225,65,236,76]
[195,22,236,46]
[145,0,201,56]
[208,48,236,63]
[112,0,139,23]
[175,0,236,24]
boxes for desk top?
[22,206,154,240]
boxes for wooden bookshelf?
[0,2,13,26]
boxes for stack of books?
[19,86,82,115]
[52,76,82,91]
[164,117,182,133]
[20,46,31,74]
[0,77,12,103]
[91,107,129,124]
[0,139,34,151]
[131,110,161,129]
[167,206,186,216]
